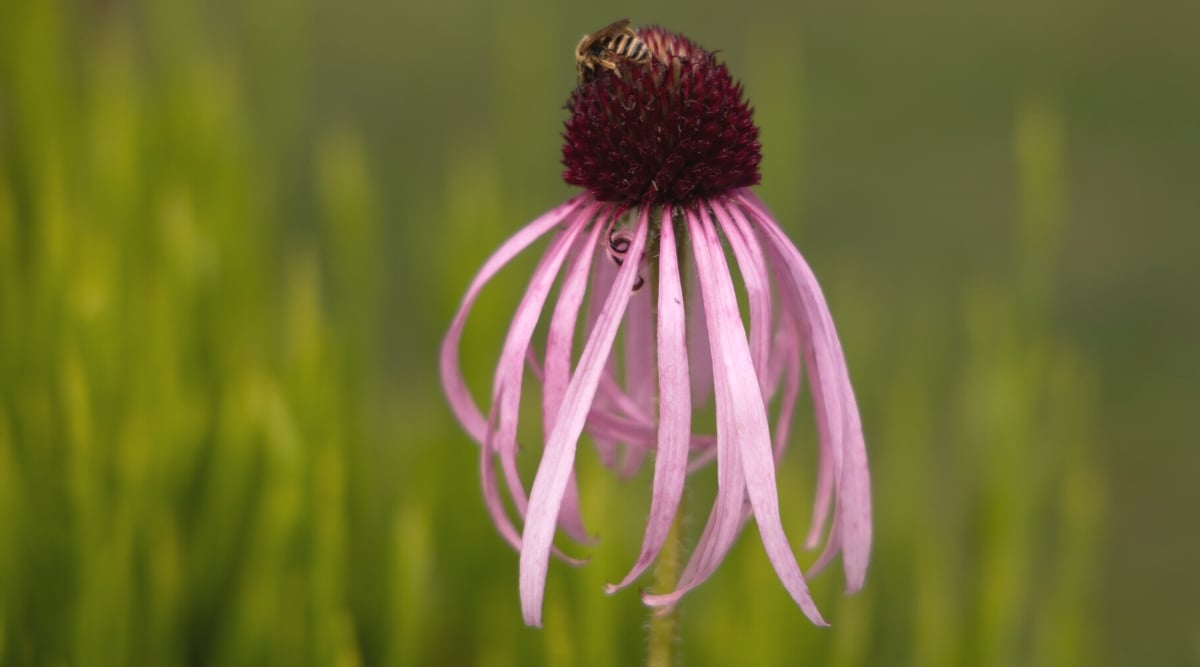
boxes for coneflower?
[441,21,871,629]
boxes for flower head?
[441,21,871,628]
[562,28,761,205]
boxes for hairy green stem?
[647,508,684,667]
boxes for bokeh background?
[1,0,1197,665]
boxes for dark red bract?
[561,27,761,206]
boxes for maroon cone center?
[562,26,762,207]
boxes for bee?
[575,19,652,83]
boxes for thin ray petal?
[441,196,586,442]
[544,218,603,438]
[771,313,803,463]
[527,351,716,451]
[624,290,656,413]
[491,206,596,524]
[618,263,656,478]
[724,205,801,462]
[738,190,872,592]
[686,250,714,408]
[684,206,827,625]
[482,387,587,565]
[713,201,773,393]
[481,390,522,550]
[586,248,621,467]
[543,218,605,543]
[520,209,650,627]
[644,207,748,609]
[607,207,691,593]
[741,202,843,554]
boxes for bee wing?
[586,18,632,49]
[598,18,632,35]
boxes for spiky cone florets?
[562,26,761,206]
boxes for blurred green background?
[1,0,1197,665]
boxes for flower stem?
[647,507,684,667]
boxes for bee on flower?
[441,20,872,628]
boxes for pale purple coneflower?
[440,22,871,628]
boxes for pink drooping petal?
[794,300,837,553]
[582,410,665,447]
[713,200,773,398]
[735,201,842,556]
[720,203,795,530]
[723,310,804,532]
[685,243,714,408]
[588,244,711,476]
[738,190,872,593]
[686,446,717,472]
[666,205,828,625]
[585,412,714,452]
[607,207,691,593]
[586,249,621,467]
[481,390,523,551]
[768,249,868,589]
[624,289,656,412]
[557,474,590,546]
[441,196,586,443]
[761,299,796,398]
[527,351,717,452]
[700,305,802,510]
[598,372,654,423]
[617,444,650,479]
[586,241,619,330]
[643,207,749,611]
[724,203,802,464]
[617,264,655,478]
[803,331,836,551]
[543,219,603,439]
[520,209,650,627]
[771,314,803,464]
[808,519,842,577]
[542,218,605,544]
[482,387,587,565]
[737,191,846,454]
[491,205,597,524]
[840,436,873,593]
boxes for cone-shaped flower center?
[562,26,762,206]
